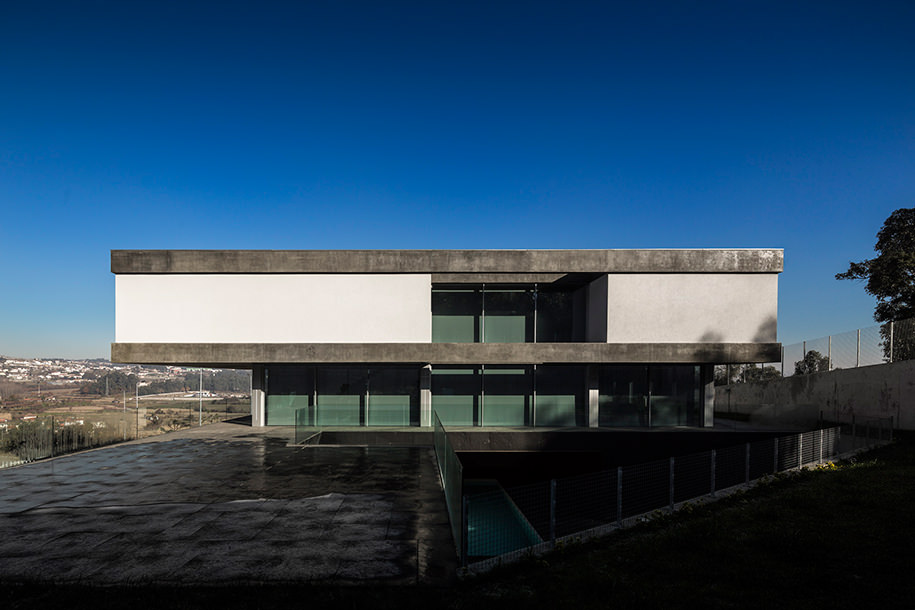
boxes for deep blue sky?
[1,1,913,358]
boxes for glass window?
[483,288,533,343]
[649,365,701,427]
[432,288,481,342]
[316,368,366,426]
[367,367,419,427]
[535,365,585,427]
[431,367,480,426]
[266,366,313,426]
[599,365,649,427]
[535,288,580,342]
[482,366,532,426]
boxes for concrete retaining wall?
[715,359,915,430]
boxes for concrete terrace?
[0,422,456,585]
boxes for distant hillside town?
[0,356,250,404]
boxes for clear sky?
[1,1,913,359]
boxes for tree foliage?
[714,364,782,385]
[794,350,829,376]
[837,207,915,323]
[837,207,915,362]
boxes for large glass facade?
[432,288,481,342]
[483,288,534,343]
[267,366,419,427]
[368,367,420,426]
[535,365,586,427]
[536,287,584,342]
[649,365,701,427]
[265,366,314,426]
[432,284,583,343]
[265,364,704,428]
[430,367,480,426]
[316,368,366,426]
[598,365,701,428]
[598,366,649,427]
[482,366,533,426]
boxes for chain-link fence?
[719,317,915,383]
[456,426,866,570]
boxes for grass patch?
[3,439,914,609]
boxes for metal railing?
[457,426,869,570]
[433,411,464,563]
[0,414,137,469]
[846,416,894,449]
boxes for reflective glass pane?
[432,288,481,342]
[535,365,585,427]
[483,289,533,343]
[536,289,577,342]
[599,365,649,427]
[266,366,314,426]
[482,366,532,426]
[368,367,419,426]
[431,367,480,426]
[316,368,366,426]
[650,365,701,427]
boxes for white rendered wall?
[602,273,778,343]
[116,274,432,343]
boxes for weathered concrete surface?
[0,423,455,585]
[715,359,915,430]
[111,341,782,367]
[111,249,784,274]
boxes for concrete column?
[420,364,432,427]
[250,365,266,427]
[587,365,600,428]
[701,364,715,427]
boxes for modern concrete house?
[111,249,782,429]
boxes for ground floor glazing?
[263,364,707,428]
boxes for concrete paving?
[0,422,456,585]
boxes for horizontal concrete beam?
[111,249,783,274]
[111,342,781,366]
[431,273,568,284]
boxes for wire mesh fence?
[718,317,915,384]
[457,426,858,569]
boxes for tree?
[794,350,829,376]
[837,207,915,361]
[714,363,782,385]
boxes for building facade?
[111,249,782,429]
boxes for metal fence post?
[828,335,832,370]
[781,345,785,377]
[773,437,778,473]
[890,321,894,363]
[798,433,803,469]
[856,329,861,367]
[550,479,557,545]
[616,466,623,526]
[710,450,716,496]
[745,443,750,485]
[669,457,675,511]
[461,495,468,568]
[819,428,824,463]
